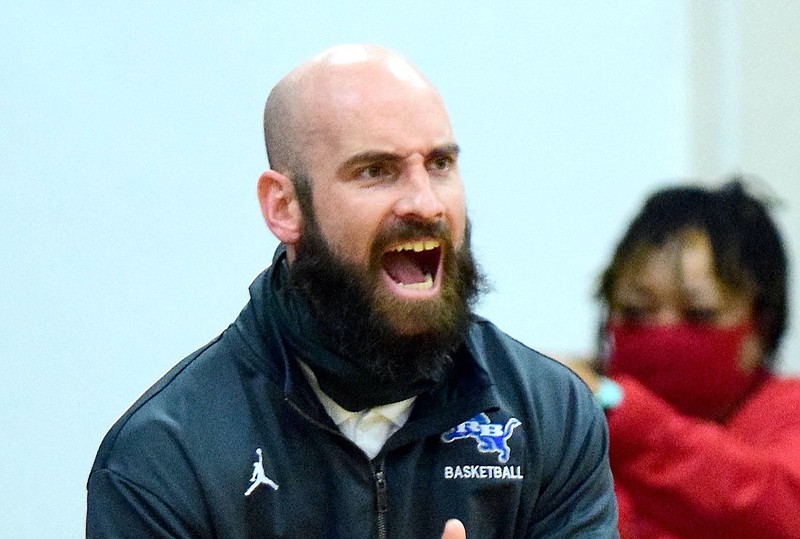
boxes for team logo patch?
[441,413,521,463]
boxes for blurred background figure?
[561,177,800,538]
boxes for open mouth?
[381,240,442,291]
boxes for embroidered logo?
[244,448,279,496]
[441,413,521,463]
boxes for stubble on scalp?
[263,74,307,178]
[263,45,440,180]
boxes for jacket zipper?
[373,461,389,539]
[288,399,391,537]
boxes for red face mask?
[605,321,759,421]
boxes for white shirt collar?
[299,361,416,426]
[298,361,416,459]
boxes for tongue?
[383,251,426,285]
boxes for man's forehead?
[281,46,455,169]
[315,119,457,165]
[304,91,454,157]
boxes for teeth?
[390,240,440,253]
[400,273,434,290]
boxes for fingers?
[440,518,466,539]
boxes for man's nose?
[393,164,446,220]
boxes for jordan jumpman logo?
[244,448,279,496]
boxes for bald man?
[87,45,618,538]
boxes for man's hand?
[440,519,466,539]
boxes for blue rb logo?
[441,413,521,463]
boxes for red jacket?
[608,370,800,538]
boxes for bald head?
[262,44,445,179]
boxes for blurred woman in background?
[564,178,800,537]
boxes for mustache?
[373,218,451,250]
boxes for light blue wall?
[1,2,694,535]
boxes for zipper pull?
[376,468,388,513]
[375,467,389,538]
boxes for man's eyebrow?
[339,144,461,171]
[429,143,460,159]
[340,151,403,171]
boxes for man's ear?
[257,170,301,245]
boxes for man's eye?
[358,163,393,180]
[429,155,454,172]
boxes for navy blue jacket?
[87,263,618,538]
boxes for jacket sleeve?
[86,406,213,539]
[526,375,620,538]
[87,468,201,538]
[608,375,800,537]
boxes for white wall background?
[688,0,800,375]
[1,2,797,536]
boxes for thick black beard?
[287,212,486,385]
